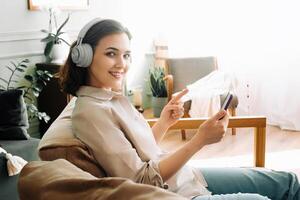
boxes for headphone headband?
[76,18,104,45]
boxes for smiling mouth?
[109,71,123,79]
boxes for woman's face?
[87,32,131,90]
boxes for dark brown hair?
[59,19,132,96]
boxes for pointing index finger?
[171,88,189,104]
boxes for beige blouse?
[72,86,211,198]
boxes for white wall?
[0,0,123,61]
[1,0,300,131]
[121,0,300,130]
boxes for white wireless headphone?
[71,18,104,68]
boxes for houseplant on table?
[149,66,168,117]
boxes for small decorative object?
[0,147,27,176]
[133,89,142,107]
[132,87,144,113]
[149,66,168,117]
[0,58,53,123]
[41,6,70,64]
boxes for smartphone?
[221,92,233,110]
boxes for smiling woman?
[38,17,300,200]
[27,0,89,10]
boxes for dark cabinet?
[36,63,68,137]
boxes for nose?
[116,56,127,68]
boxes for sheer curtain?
[121,0,300,131]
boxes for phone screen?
[221,92,233,110]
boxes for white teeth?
[109,72,122,78]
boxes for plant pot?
[152,97,168,118]
[142,79,152,109]
[50,43,70,65]
[143,93,152,109]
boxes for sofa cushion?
[0,89,30,140]
[38,97,106,178]
[19,159,187,200]
[39,142,107,178]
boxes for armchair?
[164,57,239,140]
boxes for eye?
[123,53,131,60]
[106,52,116,57]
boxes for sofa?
[0,89,40,200]
[0,138,40,200]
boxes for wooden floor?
[159,125,300,177]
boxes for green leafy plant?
[41,14,70,61]
[149,66,168,98]
[0,59,53,123]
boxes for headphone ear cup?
[71,44,93,68]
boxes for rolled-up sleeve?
[72,101,164,188]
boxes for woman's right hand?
[158,110,229,182]
[191,110,229,149]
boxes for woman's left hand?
[159,89,189,129]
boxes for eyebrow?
[105,47,131,53]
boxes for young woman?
[59,18,300,200]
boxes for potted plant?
[0,58,53,137]
[41,13,70,64]
[149,66,168,117]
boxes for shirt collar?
[76,86,123,101]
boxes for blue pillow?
[0,89,30,140]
